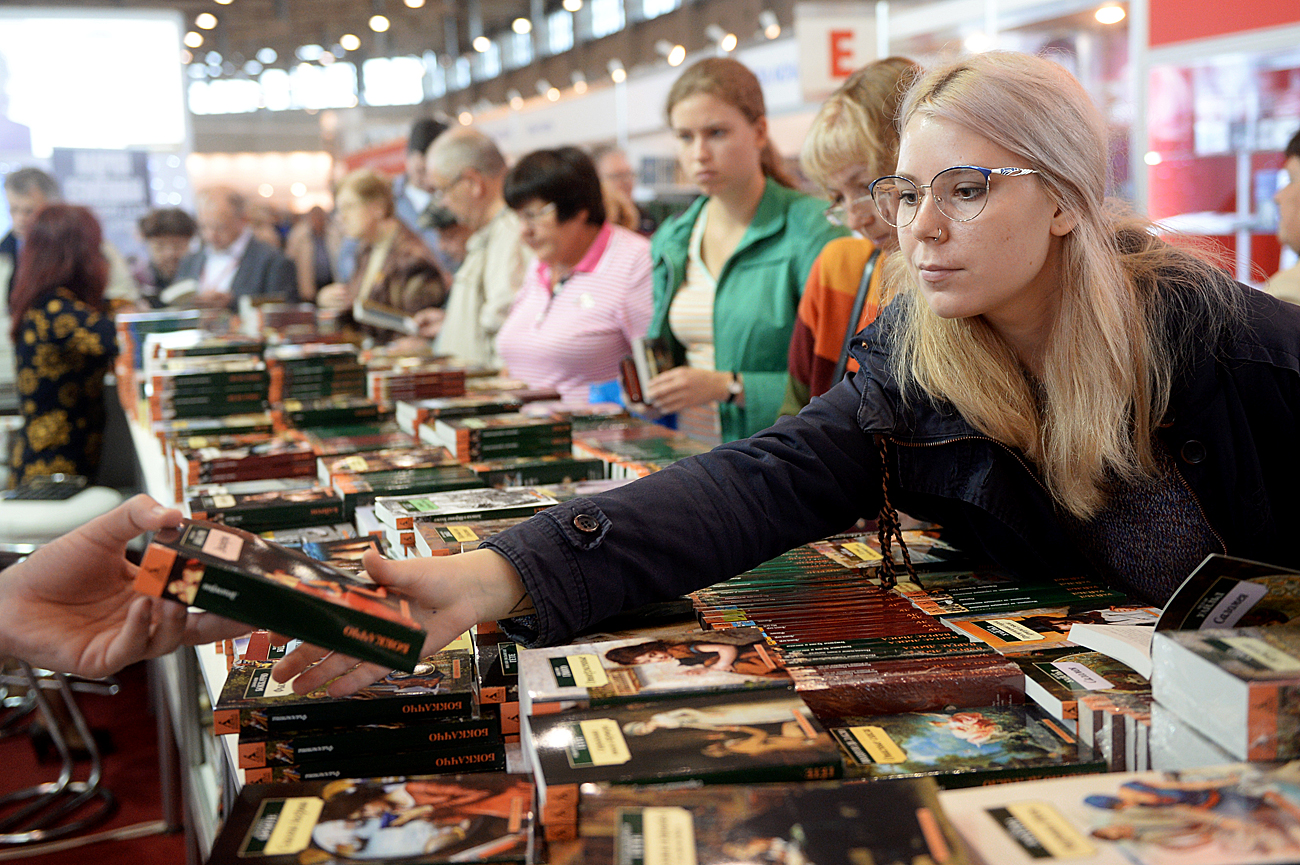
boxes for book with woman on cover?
[135,519,426,670]
[517,627,791,716]
[208,773,534,864]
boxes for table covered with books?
[116,306,1300,865]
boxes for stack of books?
[271,394,388,430]
[147,356,269,422]
[265,343,366,402]
[394,394,526,435]
[422,413,573,463]
[571,422,714,478]
[373,487,559,553]
[186,487,345,533]
[367,363,467,403]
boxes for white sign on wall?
[794,2,879,103]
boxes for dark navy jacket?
[486,282,1300,647]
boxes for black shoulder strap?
[831,247,882,384]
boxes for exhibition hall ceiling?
[0,0,530,67]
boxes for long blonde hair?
[666,57,797,189]
[886,51,1241,519]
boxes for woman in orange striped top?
[781,57,921,415]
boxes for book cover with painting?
[1157,554,1300,632]
[374,487,558,530]
[525,688,841,810]
[938,762,1300,865]
[548,778,968,865]
[808,528,971,571]
[517,627,791,716]
[136,519,425,670]
[236,714,502,770]
[1009,648,1152,722]
[826,704,1105,786]
[207,774,534,864]
[948,604,1159,654]
[186,486,345,532]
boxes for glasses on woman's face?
[868,165,1040,229]
[516,201,556,225]
[823,191,874,227]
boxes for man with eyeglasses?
[414,128,529,367]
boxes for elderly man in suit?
[173,186,295,309]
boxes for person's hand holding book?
[271,546,534,697]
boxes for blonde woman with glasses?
[275,52,1300,695]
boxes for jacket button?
[573,514,599,533]
[1180,440,1206,464]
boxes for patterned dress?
[8,288,117,486]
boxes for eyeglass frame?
[428,171,470,205]
[515,201,557,225]
[867,165,1041,229]
[823,190,875,227]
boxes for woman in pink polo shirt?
[495,147,653,405]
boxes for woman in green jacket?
[641,58,848,443]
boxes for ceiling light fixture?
[512,18,532,35]
[1095,4,1126,24]
[562,0,583,10]
[340,34,361,51]
[196,13,218,29]
[759,11,781,40]
[369,14,390,33]
[473,36,491,52]
[183,31,204,48]
[705,24,737,52]
[608,58,626,83]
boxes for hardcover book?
[1150,625,1300,761]
[550,777,968,865]
[937,762,1300,865]
[212,647,475,736]
[207,773,535,864]
[525,688,841,809]
[374,487,558,530]
[136,519,426,670]
[827,704,1105,787]
[518,628,791,716]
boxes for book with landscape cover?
[374,487,559,530]
[548,777,968,865]
[808,528,972,571]
[827,704,1104,787]
[937,761,1300,865]
[1150,625,1300,761]
[135,519,426,670]
[517,627,791,716]
[186,487,345,532]
[207,773,535,864]
[525,688,841,809]
[213,647,475,735]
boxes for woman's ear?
[1050,205,1078,237]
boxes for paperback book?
[243,742,507,784]
[374,487,558,530]
[207,773,535,864]
[396,394,524,435]
[949,604,1159,655]
[827,704,1105,787]
[937,761,1300,865]
[135,519,426,670]
[517,627,791,716]
[1011,647,1152,722]
[525,688,841,809]
[213,647,475,736]
[186,487,345,532]
[550,777,968,865]
[413,517,528,557]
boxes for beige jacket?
[434,206,529,367]
[1266,262,1300,307]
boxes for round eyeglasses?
[868,166,1040,229]
[823,191,874,227]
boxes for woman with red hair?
[7,204,117,486]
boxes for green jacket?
[648,178,848,441]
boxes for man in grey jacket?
[172,186,295,309]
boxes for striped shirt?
[496,223,653,405]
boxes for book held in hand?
[135,519,426,670]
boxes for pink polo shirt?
[495,223,653,405]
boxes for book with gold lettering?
[937,762,1300,865]
[213,645,475,736]
[207,773,535,863]
[547,778,968,865]
[517,627,791,717]
[135,519,426,670]
[524,688,841,812]
[825,704,1105,786]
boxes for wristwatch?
[725,371,743,404]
